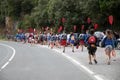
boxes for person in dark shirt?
[87,29,98,64]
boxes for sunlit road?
[0,41,95,80]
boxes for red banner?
[27,28,34,33]
[58,26,63,32]
[62,18,65,23]
[81,25,84,30]
[74,25,76,32]
[42,27,44,31]
[109,15,113,25]
[87,17,91,24]
[94,23,98,30]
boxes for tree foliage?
[0,0,120,32]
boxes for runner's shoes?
[89,62,92,65]
[107,61,110,65]
[89,59,97,65]
[94,59,97,64]
[63,50,65,53]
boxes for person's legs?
[81,44,83,51]
[105,50,111,65]
[71,40,74,52]
[72,44,74,52]
[88,54,92,64]
[92,47,97,64]
[93,54,97,64]
[51,42,54,49]
[88,47,92,64]
[105,45,112,65]
[80,41,84,51]
[63,45,65,53]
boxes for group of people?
[8,28,119,65]
[86,29,118,65]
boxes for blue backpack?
[61,35,67,40]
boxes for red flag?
[60,26,62,31]
[58,26,63,32]
[87,17,91,24]
[81,25,84,30]
[94,23,98,30]
[62,18,65,23]
[27,28,34,33]
[45,27,49,31]
[109,15,113,25]
[42,27,44,31]
[74,25,76,32]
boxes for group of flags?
[27,15,114,33]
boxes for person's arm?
[100,37,107,47]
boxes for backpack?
[51,36,56,41]
[101,37,107,47]
[88,36,96,44]
[62,35,67,40]
[79,34,84,40]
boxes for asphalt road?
[0,41,95,80]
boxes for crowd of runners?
[7,28,120,65]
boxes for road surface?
[0,41,95,80]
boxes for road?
[0,41,95,80]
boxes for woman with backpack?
[61,33,67,53]
[50,34,56,49]
[79,32,85,51]
[70,33,75,52]
[101,29,117,65]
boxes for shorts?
[80,40,84,45]
[61,39,66,46]
[105,45,113,51]
[87,46,97,55]
[70,40,74,45]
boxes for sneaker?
[63,50,65,53]
[113,59,116,61]
[72,50,74,52]
[81,49,83,52]
[94,59,97,64]
[89,62,92,65]
[107,61,110,65]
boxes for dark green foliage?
[0,0,120,33]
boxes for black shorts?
[87,46,97,55]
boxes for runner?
[84,30,89,47]
[34,33,39,44]
[50,34,56,49]
[43,33,47,45]
[38,32,43,45]
[15,32,21,42]
[47,33,51,47]
[87,29,98,64]
[21,32,26,43]
[61,33,67,53]
[55,34,61,48]
[101,29,117,65]
[79,32,85,51]
[30,33,35,44]
[70,33,75,52]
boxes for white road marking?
[94,75,104,80]
[0,44,16,71]
[38,45,106,80]
[1,62,9,69]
